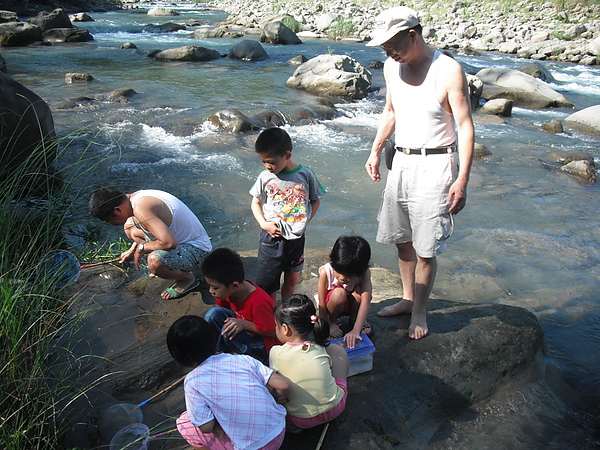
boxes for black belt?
[396,144,457,155]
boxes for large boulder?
[85,248,548,449]
[286,54,372,100]
[43,27,93,43]
[227,40,268,61]
[477,67,573,109]
[563,105,600,136]
[260,21,302,45]
[0,22,42,47]
[26,8,72,31]
[0,71,57,180]
[153,45,220,62]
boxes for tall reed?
[0,128,106,448]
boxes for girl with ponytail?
[269,294,349,430]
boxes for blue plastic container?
[327,333,376,376]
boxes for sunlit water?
[4,1,600,443]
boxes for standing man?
[364,7,474,339]
[89,187,212,300]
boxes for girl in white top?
[269,294,349,431]
[317,236,373,349]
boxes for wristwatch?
[139,243,145,252]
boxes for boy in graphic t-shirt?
[250,127,326,300]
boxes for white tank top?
[386,50,456,149]
[130,190,211,251]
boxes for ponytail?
[312,316,330,346]
[276,294,330,346]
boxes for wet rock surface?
[67,248,559,449]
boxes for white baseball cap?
[366,6,420,47]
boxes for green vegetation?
[328,16,356,40]
[282,15,302,33]
[0,131,123,449]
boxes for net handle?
[137,374,186,408]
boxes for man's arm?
[366,67,396,182]
[131,196,179,267]
[444,60,474,214]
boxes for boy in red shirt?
[202,248,279,364]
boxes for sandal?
[361,321,373,337]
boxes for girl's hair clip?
[310,315,318,323]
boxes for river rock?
[0,22,43,47]
[474,142,492,158]
[286,54,372,100]
[589,36,600,57]
[481,98,513,116]
[260,21,302,45]
[192,25,245,39]
[0,51,5,72]
[558,160,597,182]
[43,27,93,43]
[563,105,600,136]
[144,22,186,33]
[105,87,137,103]
[0,10,19,23]
[26,8,72,31]
[65,72,93,83]
[477,67,574,109]
[69,13,94,22]
[207,108,263,132]
[0,71,57,183]
[541,119,563,134]
[120,42,136,49]
[147,7,179,16]
[549,150,594,165]
[519,63,555,83]
[466,74,483,109]
[154,45,221,62]
[288,55,307,65]
[252,110,286,128]
[227,39,268,61]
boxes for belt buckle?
[402,147,411,155]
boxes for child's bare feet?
[377,299,413,317]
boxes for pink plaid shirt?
[184,353,286,450]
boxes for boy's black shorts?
[255,230,305,295]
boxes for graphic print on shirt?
[265,182,307,223]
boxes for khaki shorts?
[376,152,458,258]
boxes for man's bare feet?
[408,309,428,340]
[377,299,414,317]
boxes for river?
[4,1,600,446]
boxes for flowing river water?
[4,1,600,446]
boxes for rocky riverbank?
[2,0,600,65]
[207,0,600,65]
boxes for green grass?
[0,127,125,449]
[328,16,357,40]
